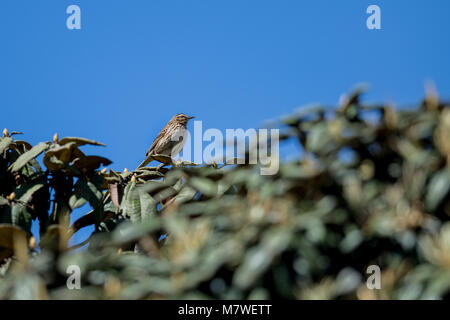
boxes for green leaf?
[135,170,164,181]
[189,177,217,197]
[152,186,178,203]
[19,184,44,204]
[0,137,13,154]
[58,137,106,147]
[69,194,88,210]
[71,180,104,223]
[139,191,157,220]
[306,123,333,154]
[43,155,65,171]
[72,156,112,172]
[29,159,43,172]
[11,204,21,226]
[43,142,84,170]
[0,197,8,206]
[104,200,118,213]
[425,169,450,211]
[9,142,50,172]
[10,204,32,233]
[174,186,197,204]
[139,181,172,195]
[124,182,141,223]
[119,180,133,215]
[111,220,161,245]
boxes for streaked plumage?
[138,114,194,168]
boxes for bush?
[1,89,450,299]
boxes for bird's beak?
[188,116,195,120]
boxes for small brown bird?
[138,113,194,168]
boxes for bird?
[137,113,194,168]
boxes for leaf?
[180,160,198,166]
[189,177,218,197]
[43,143,85,170]
[9,142,50,172]
[138,181,172,195]
[111,220,161,245]
[0,137,13,154]
[152,154,174,165]
[68,194,88,210]
[425,169,450,211]
[137,166,168,173]
[39,225,66,252]
[0,197,8,206]
[13,140,32,151]
[152,186,178,203]
[72,155,112,172]
[29,159,43,172]
[69,180,88,206]
[104,176,120,184]
[174,186,197,204]
[43,155,65,171]
[58,137,106,147]
[109,183,120,209]
[306,123,333,154]
[70,180,104,223]
[0,224,25,247]
[233,229,291,290]
[70,210,95,233]
[338,87,367,112]
[10,204,32,233]
[104,201,117,213]
[19,184,44,204]
[0,224,27,261]
[123,181,141,223]
[135,170,164,181]
[139,191,157,220]
[11,205,21,226]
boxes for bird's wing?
[145,126,168,157]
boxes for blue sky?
[1,0,449,246]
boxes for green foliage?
[1,89,450,299]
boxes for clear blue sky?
[1,0,449,246]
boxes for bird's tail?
[137,154,154,169]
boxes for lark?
[137,113,194,168]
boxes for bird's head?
[173,113,195,125]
